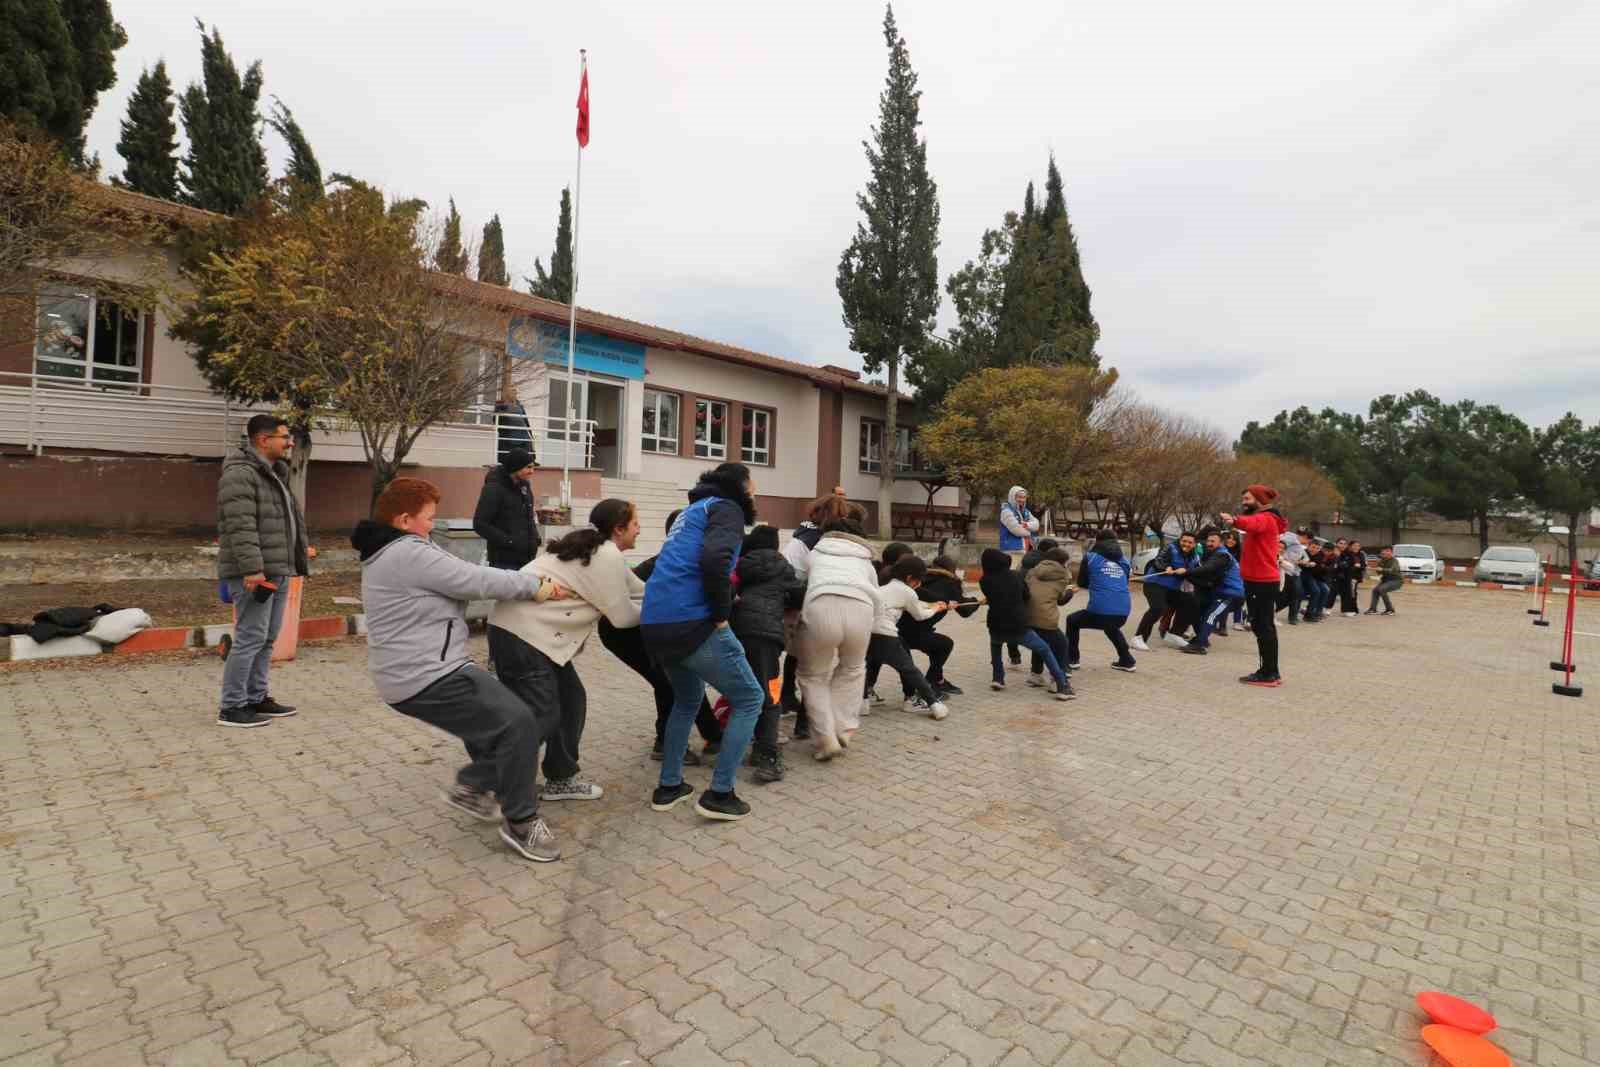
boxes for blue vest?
[1144,543,1199,591]
[998,503,1033,551]
[640,497,741,626]
[1216,547,1245,598]
[1084,551,1132,617]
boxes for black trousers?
[1243,580,1280,677]
[865,633,938,704]
[896,627,954,690]
[1336,575,1357,614]
[1065,609,1133,664]
[1135,583,1172,640]
[743,637,784,756]
[391,663,547,823]
[597,621,723,747]
[488,627,586,782]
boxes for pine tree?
[527,187,574,301]
[112,60,178,199]
[434,197,468,275]
[267,98,321,199]
[997,153,1098,366]
[837,4,941,537]
[0,0,125,165]
[478,214,507,285]
[179,21,268,215]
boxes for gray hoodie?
[353,520,545,704]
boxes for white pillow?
[86,608,155,646]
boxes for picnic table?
[891,507,970,543]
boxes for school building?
[0,186,962,543]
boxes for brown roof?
[94,183,897,401]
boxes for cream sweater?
[872,578,939,636]
[489,541,643,665]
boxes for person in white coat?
[999,485,1040,553]
[793,505,879,761]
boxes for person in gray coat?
[216,414,311,729]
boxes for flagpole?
[562,49,586,509]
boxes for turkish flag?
[575,65,590,147]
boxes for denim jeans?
[661,626,763,793]
[1368,579,1402,612]
[220,574,287,711]
[990,630,1066,686]
[1299,576,1326,618]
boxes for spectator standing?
[1278,530,1307,625]
[473,448,542,570]
[999,486,1041,553]
[1220,485,1289,687]
[216,414,311,728]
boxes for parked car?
[1585,558,1600,592]
[1391,543,1445,583]
[1473,546,1541,586]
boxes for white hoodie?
[802,533,880,617]
[873,578,940,637]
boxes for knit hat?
[500,448,534,473]
[1245,483,1278,504]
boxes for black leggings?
[901,628,954,686]
[865,634,939,704]
[598,620,723,746]
[1136,583,1172,640]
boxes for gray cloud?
[85,1,1600,436]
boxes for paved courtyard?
[3,586,1598,1066]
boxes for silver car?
[1392,543,1445,583]
[1473,546,1541,586]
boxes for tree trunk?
[878,354,898,540]
[1477,512,1490,553]
[1567,514,1579,571]
[370,460,400,518]
[287,422,313,524]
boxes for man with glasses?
[217,414,311,727]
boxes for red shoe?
[1239,672,1282,687]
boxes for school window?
[859,419,913,474]
[34,285,143,388]
[740,407,772,466]
[693,398,727,459]
[641,388,679,454]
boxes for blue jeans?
[990,630,1066,687]
[220,575,288,711]
[661,626,763,793]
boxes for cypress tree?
[1041,154,1065,229]
[527,187,574,301]
[837,3,941,537]
[478,214,507,285]
[267,98,321,198]
[435,197,469,275]
[997,154,1098,366]
[113,60,179,199]
[179,21,268,215]
[0,0,125,165]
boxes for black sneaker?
[1364,609,1378,615]
[1111,661,1137,673]
[253,697,297,717]
[792,720,811,740]
[651,782,695,811]
[1179,644,1208,656]
[695,789,751,821]
[651,742,702,766]
[1240,672,1283,688]
[751,749,786,783]
[218,706,271,728]
[935,680,963,696]
[1008,655,1023,667]
[1053,681,1076,701]
[1382,610,1396,616]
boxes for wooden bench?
[891,508,970,544]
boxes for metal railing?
[0,372,597,469]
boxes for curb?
[111,627,195,655]
[3,613,368,665]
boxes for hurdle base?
[1550,660,1576,672]
[1553,683,1583,698]
[1533,618,1551,627]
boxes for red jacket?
[1230,509,1289,583]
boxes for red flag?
[575,61,590,148]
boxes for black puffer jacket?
[472,468,541,568]
[979,548,1031,640]
[730,549,805,647]
[898,567,979,642]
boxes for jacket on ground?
[217,446,309,579]
[1229,509,1289,583]
[354,521,548,704]
[472,468,542,569]
[490,541,643,666]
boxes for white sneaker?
[1130,636,1150,652]
[1342,612,1359,618]
[903,696,929,713]
[867,688,885,705]
[928,701,949,721]
[860,699,872,716]
[1025,674,1047,688]
[1163,632,1189,649]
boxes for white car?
[1392,543,1445,583]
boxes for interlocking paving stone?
[3,588,1597,1065]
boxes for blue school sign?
[506,317,646,380]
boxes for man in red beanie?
[1220,485,1288,686]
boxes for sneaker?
[1239,672,1283,687]
[792,720,811,740]
[1053,681,1076,701]
[751,749,786,783]
[217,706,271,728]
[651,782,695,811]
[1065,661,1081,671]
[928,701,950,721]
[867,688,885,706]
[1342,612,1359,618]
[860,699,873,717]
[541,778,603,802]
[990,680,1006,691]
[903,696,930,713]
[253,696,297,717]
[443,784,498,822]
[1111,661,1137,673]
[653,741,704,766]
[695,789,751,821]
[1286,619,1299,626]
[813,739,843,762]
[1179,643,1207,656]
[1025,674,1047,688]
[500,817,560,863]
[1129,636,1150,652]
[935,680,963,696]
[1163,632,1190,649]
[1364,609,1378,615]
[1382,610,1396,616]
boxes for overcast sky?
[86,1,1599,436]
